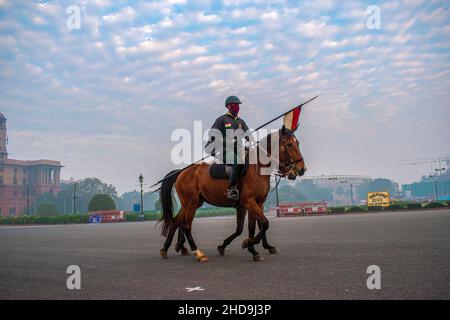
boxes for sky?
[0,0,449,194]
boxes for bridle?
[278,135,304,177]
[257,132,304,178]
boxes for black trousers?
[229,164,245,188]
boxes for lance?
[149,95,318,190]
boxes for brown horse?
[159,126,306,262]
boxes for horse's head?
[278,125,307,180]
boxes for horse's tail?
[159,169,182,237]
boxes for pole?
[140,180,144,221]
[275,176,280,217]
[350,184,354,205]
[150,95,319,189]
[72,182,76,215]
[26,185,30,216]
[433,180,438,200]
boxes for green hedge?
[345,205,368,213]
[0,214,89,225]
[407,202,423,209]
[423,201,448,209]
[124,208,235,222]
[329,206,346,213]
[387,204,407,210]
[368,206,384,211]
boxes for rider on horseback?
[205,96,249,200]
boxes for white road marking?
[186,286,205,292]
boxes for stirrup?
[227,186,239,200]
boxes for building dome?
[0,112,5,119]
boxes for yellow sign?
[367,192,390,206]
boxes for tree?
[155,195,178,212]
[116,190,159,211]
[357,178,397,200]
[37,203,59,216]
[295,179,334,202]
[88,194,116,211]
[336,185,345,196]
[278,185,305,202]
[55,182,73,215]
[35,192,57,207]
[78,177,117,197]
[75,178,118,213]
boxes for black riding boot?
[227,164,240,200]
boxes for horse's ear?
[281,125,287,136]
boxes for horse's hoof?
[160,249,168,259]
[242,238,252,249]
[268,247,278,254]
[181,247,190,256]
[217,246,225,256]
[253,254,264,262]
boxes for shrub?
[143,212,161,220]
[125,213,138,221]
[88,194,116,211]
[345,205,368,213]
[387,204,407,210]
[0,214,89,225]
[368,206,384,211]
[423,201,448,209]
[329,206,346,213]
[37,203,59,216]
[407,202,422,209]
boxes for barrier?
[277,201,328,217]
[88,210,126,223]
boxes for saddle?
[209,163,248,180]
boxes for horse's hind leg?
[217,206,246,256]
[160,215,182,259]
[159,223,178,259]
[175,227,190,256]
[180,207,208,262]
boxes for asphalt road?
[0,209,449,300]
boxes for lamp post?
[350,183,354,205]
[72,180,77,215]
[275,176,280,217]
[139,174,144,221]
[26,184,30,215]
[429,175,437,200]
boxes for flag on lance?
[283,106,302,131]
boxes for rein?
[256,133,302,178]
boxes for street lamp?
[139,174,144,221]
[428,175,438,200]
[340,179,353,205]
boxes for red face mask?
[227,103,240,117]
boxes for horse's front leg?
[258,203,278,254]
[242,199,269,253]
[217,206,246,256]
[242,212,263,261]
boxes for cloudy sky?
[0,0,449,194]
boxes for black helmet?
[225,96,242,107]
